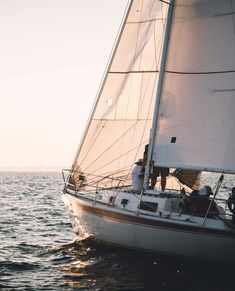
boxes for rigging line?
[124,71,159,183]
[83,177,130,189]
[120,80,159,185]
[74,1,162,180]
[84,140,149,178]
[82,71,153,163]
[115,0,145,121]
[83,141,148,177]
[120,0,166,184]
[76,170,129,182]
[77,171,129,183]
[115,9,164,168]
[81,118,149,173]
[115,0,145,174]
[80,126,138,173]
[165,69,235,75]
[124,3,167,187]
[74,169,130,180]
[78,120,108,167]
[82,170,132,185]
[84,180,130,191]
[76,166,130,182]
[123,18,162,182]
[97,163,132,176]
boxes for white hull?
[62,190,235,264]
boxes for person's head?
[232,187,235,195]
[199,185,213,196]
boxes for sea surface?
[0,171,235,290]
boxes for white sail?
[71,1,169,191]
[153,0,235,173]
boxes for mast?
[144,0,175,190]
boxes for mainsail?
[71,1,169,191]
[153,0,235,174]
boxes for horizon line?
[0,166,71,172]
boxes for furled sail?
[71,1,169,191]
[172,169,201,190]
[153,0,235,174]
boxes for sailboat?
[62,0,235,263]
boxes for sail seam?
[92,118,152,121]
[165,70,235,75]
[214,12,235,17]
[109,70,159,74]
[127,18,166,24]
[109,70,235,75]
[82,142,148,180]
[108,69,235,78]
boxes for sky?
[0,0,128,170]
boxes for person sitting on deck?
[183,185,219,218]
[131,159,144,192]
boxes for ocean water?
[0,171,234,290]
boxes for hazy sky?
[0,0,128,169]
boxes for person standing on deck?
[142,144,169,191]
[131,159,144,192]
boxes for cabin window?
[121,199,129,207]
[139,201,158,212]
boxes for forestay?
[71,0,169,191]
[153,0,235,174]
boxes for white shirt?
[131,164,144,191]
